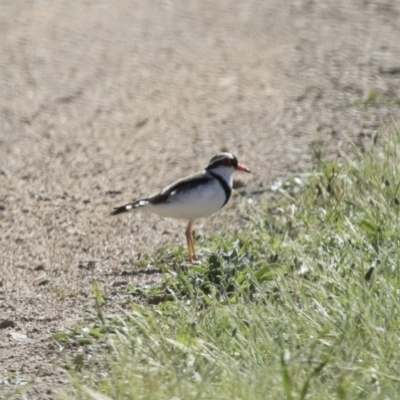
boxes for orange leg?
[185,220,197,263]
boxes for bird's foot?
[188,254,200,264]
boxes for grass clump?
[59,130,400,399]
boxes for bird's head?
[205,152,251,182]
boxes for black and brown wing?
[111,172,213,215]
[148,173,213,204]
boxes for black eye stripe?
[207,158,235,169]
[206,153,239,170]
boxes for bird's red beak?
[236,163,251,173]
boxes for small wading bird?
[112,153,251,263]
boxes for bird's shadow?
[115,268,163,277]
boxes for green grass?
[351,89,400,108]
[58,129,400,399]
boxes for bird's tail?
[111,199,149,215]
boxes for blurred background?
[1,1,400,396]
[1,0,400,266]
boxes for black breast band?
[208,171,232,207]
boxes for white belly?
[146,180,227,220]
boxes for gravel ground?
[1,1,400,398]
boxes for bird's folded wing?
[148,172,212,204]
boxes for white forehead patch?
[209,152,234,164]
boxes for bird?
[112,152,251,263]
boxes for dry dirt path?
[1,1,400,398]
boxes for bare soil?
[1,1,400,398]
